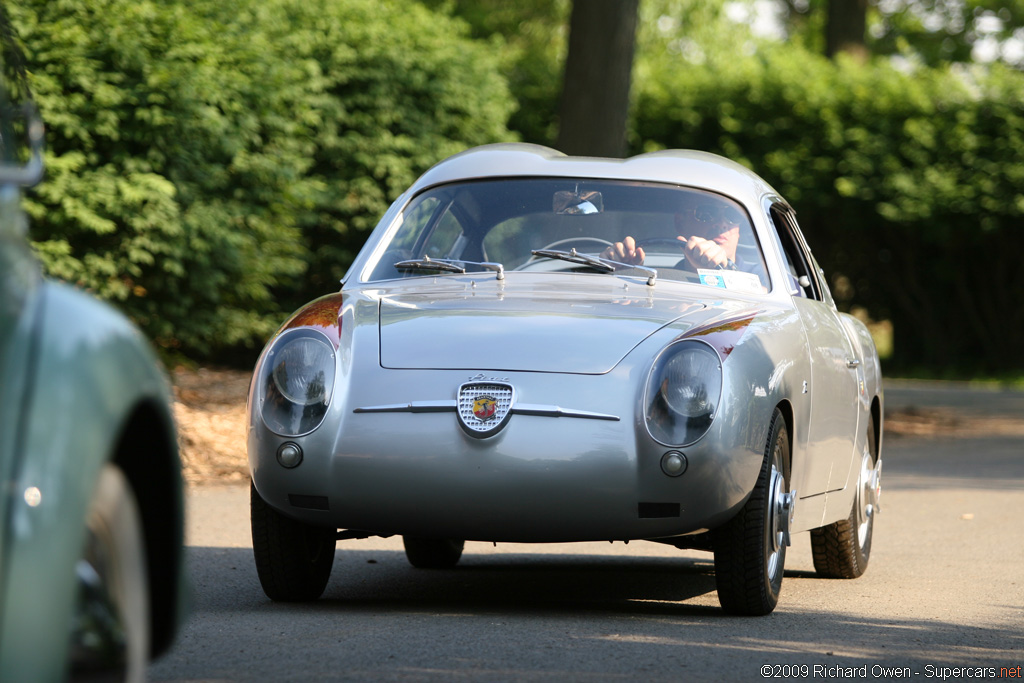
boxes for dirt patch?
[172,367,251,485]
[171,368,1024,486]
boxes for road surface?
[150,381,1024,681]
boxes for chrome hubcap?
[856,446,882,548]
[767,465,795,579]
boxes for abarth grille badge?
[458,383,514,437]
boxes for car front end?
[248,274,782,544]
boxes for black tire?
[250,482,336,601]
[71,464,150,681]
[811,415,880,579]
[713,408,791,616]
[402,537,465,569]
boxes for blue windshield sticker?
[699,272,727,288]
[698,269,763,294]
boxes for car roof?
[408,144,782,208]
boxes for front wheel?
[251,482,336,601]
[811,415,881,578]
[70,464,150,682]
[713,408,793,615]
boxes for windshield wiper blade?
[394,256,505,280]
[530,248,657,286]
[530,248,615,273]
[394,257,466,274]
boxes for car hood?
[377,276,729,374]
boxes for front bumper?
[249,367,765,543]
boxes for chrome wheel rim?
[767,464,786,579]
[856,445,881,548]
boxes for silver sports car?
[247,143,883,615]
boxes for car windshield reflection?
[365,178,769,291]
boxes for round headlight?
[272,336,334,406]
[644,341,722,446]
[259,329,336,437]
[660,346,721,418]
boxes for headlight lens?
[259,330,336,436]
[644,341,722,446]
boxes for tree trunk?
[555,0,640,158]
[826,0,869,60]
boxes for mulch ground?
[172,367,252,485]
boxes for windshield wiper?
[530,248,657,286]
[394,256,505,280]
[530,248,615,273]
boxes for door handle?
[847,358,861,369]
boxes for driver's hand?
[601,236,645,265]
[681,235,729,269]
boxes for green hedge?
[14,0,1023,374]
[633,47,1024,374]
[12,0,514,356]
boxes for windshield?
[364,178,769,292]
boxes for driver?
[600,202,744,271]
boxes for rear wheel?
[402,537,465,569]
[251,482,336,601]
[811,415,881,578]
[713,408,793,615]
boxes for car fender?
[0,282,184,679]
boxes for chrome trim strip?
[511,404,620,422]
[353,401,619,422]
[353,400,456,413]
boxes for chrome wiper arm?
[530,249,657,286]
[467,260,505,280]
[530,248,615,273]
[394,256,505,280]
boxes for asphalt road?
[150,382,1024,682]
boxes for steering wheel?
[635,236,739,272]
[635,237,688,251]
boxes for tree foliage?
[779,0,1024,67]
[419,0,570,145]
[12,0,514,356]
[634,45,1024,373]
[10,0,1024,375]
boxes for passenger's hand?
[680,235,730,269]
[601,236,646,265]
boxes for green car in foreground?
[0,29,185,682]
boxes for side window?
[388,196,440,253]
[422,209,464,259]
[768,205,821,301]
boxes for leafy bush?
[265,0,515,296]
[633,47,1024,374]
[12,0,514,357]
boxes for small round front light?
[276,442,303,468]
[644,341,723,446]
[661,451,688,477]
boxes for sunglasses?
[693,204,743,225]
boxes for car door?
[768,203,861,495]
